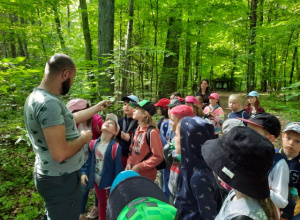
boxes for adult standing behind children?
[116,95,139,168]
[194,79,211,108]
[243,91,265,116]
[24,54,109,220]
[125,100,164,181]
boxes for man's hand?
[80,130,92,144]
[121,132,130,142]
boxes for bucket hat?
[202,126,274,199]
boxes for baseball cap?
[222,118,245,134]
[122,95,139,103]
[66,98,88,113]
[238,113,281,138]
[208,93,220,100]
[166,97,186,108]
[247,91,259,98]
[170,105,194,119]
[185,96,200,106]
[130,100,156,116]
[105,113,120,134]
[154,98,170,109]
[283,122,300,134]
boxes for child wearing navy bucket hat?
[202,126,279,220]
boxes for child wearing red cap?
[164,105,194,205]
[203,93,224,137]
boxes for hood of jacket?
[180,116,215,170]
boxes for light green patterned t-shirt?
[24,88,84,176]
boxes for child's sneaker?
[86,206,98,219]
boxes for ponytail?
[258,197,279,220]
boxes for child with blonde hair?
[227,94,250,124]
[125,100,164,181]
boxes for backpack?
[140,126,166,170]
[90,139,119,161]
[269,149,285,174]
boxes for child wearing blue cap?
[243,91,265,116]
[277,122,300,219]
[116,95,139,168]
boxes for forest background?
[0,0,299,219]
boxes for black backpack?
[141,126,166,170]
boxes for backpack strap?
[111,142,119,161]
[268,152,284,174]
[146,126,155,147]
[141,126,155,161]
[90,139,97,151]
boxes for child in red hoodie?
[125,100,164,181]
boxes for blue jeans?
[34,170,81,220]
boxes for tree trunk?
[79,0,93,60]
[247,0,257,92]
[20,17,29,59]
[159,11,181,98]
[9,14,17,58]
[122,0,134,96]
[290,36,298,85]
[183,18,191,95]
[98,0,115,96]
[37,8,47,56]
[193,34,200,92]
[51,2,66,52]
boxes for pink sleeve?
[92,114,103,139]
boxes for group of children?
[67,90,300,220]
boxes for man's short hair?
[45,54,75,75]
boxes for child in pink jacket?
[204,93,224,137]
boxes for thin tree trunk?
[150,0,158,96]
[98,0,115,96]
[122,0,134,96]
[51,2,66,52]
[183,18,191,95]
[20,17,29,59]
[247,0,257,92]
[9,14,17,58]
[67,4,71,33]
[37,8,47,56]
[290,35,298,85]
[79,0,92,60]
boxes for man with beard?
[24,54,110,220]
